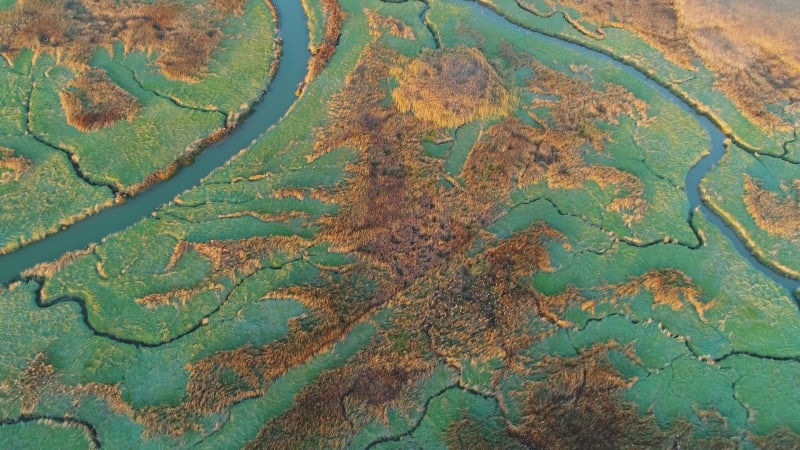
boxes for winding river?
[0,0,310,284]
[2,0,798,301]
[457,0,800,298]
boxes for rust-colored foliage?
[392,47,514,128]
[245,355,431,449]
[743,175,800,240]
[0,147,32,183]
[412,224,577,366]
[554,0,800,130]
[306,0,346,81]
[749,427,800,449]
[458,42,651,226]
[0,0,246,130]
[0,0,240,80]
[365,8,415,40]
[578,269,712,321]
[4,353,56,414]
[316,46,474,289]
[462,118,547,209]
[131,236,309,310]
[59,69,140,131]
[514,344,666,449]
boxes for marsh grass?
[0,146,31,183]
[553,0,800,131]
[59,68,140,131]
[391,47,514,128]
[743,175,800,240]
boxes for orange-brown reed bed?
[743,175,800,240]
[552,0,800,131]
[58,69,140,132]
[0,147,32,183]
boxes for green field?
[2,0,800,448]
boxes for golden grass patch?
[0,146,32,183]
[553,0,800,131]
[365,8,415,40]
[391,47,514,128]
[59,69,140,131]
[743,175,800,240]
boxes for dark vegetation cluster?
[0,0,245,130]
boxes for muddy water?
[0,0,310,284]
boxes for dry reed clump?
[0,0,244,81]
[2,353,57,415]
[127,235,311,311]
[305,0,346,81]
[0,147,32,183]
[1,0,250,129]
[461,118,547,212]
[555,0,695,66]
[137,267,380,437]
[577,269,712,321]
[58,69,140,131]
[365,8,415,40]
[553,0,800,131]
[315,45,475,288]
[416,224,577,366]
[743,175,800,240]
[244,353,432,449]
[391,47,514,128]
[514,344,666,449]
[462,43,650,225]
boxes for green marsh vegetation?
[2,0,800,448]
[0,0,278,253]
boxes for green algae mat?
[2,0,800,448]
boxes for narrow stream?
[456,0,800,298]
[0,0,310,285]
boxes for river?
[3,0,799,300]
[458,0,800,298]
[0,0,310,284]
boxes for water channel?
[2,0,798,301]
[0,0,310,284]
[459,0,800,298]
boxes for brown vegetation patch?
[129,235,311,312]
[366,8,415,40]
[315,46,476,288]
[411,225,580,367]
[0,0,242,81]
[305,0,346,82]
[0,146,32,183]
[391,47,514,128]
[137,265,380,436]
[580,269,712,321]
[552,0,800,130]
[460,43,651,225]
[59,69,140,131]
[244,353,432,449]
[743,175,800,240]
[513,344,666,449]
